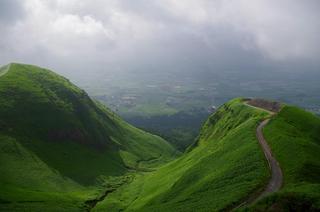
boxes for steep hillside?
[94,98,320,211]
[248,105,320,211]
[1,64,319,212]
[0,63,175,211]
[0,64,10,77]
[94,98,272,211]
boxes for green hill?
[248,105,320,211]
[93,98,271,211]
[0,63,176,211]
[94,99,320,211]
[1,63,319,211]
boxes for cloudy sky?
[0,0,319,77]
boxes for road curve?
[256,119,283,197]
[229,118,283,211]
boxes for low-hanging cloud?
[0,0,319,77]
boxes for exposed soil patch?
[85,188,116,212]
[227,104,283,211]
[84,175,135,211]
[245,98,281,113]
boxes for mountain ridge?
[0,63,176,211]
[0,63,319,211]
[93,98,320,211]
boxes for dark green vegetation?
[1,63,319,211]
[0,63,175,211]
[90,69,320,150]
[93,99,271,211]
[246,105,320,211]
[92,99,320,211]
[126,109,209,151]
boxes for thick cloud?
[0,0,26,23]
[0,0,319,77]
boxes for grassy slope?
[248,105,320,211]
[0,63,175,210]
[0,134,96,211]
[2,63,318,211]
[0,64,10,77]
[94,98,270,211]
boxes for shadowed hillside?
[0,63,176,211]
[1,64,319,211]
[93,99,272,211]
[94,99,320,211]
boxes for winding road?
[230,117,283,211]
[256,119,283,197]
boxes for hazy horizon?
[1,0,319,80]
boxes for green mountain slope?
[0,64,10,77]
[94,98,320,211]
[249,105,320,211]
[0,63,176,211]
[1,63,319,211]
[94,98,271,211]
[0,134,91,211]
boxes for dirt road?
[229,118,283,211]
[256,119,283,196]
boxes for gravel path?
[229,118,283,211]
[256,119,283,196]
